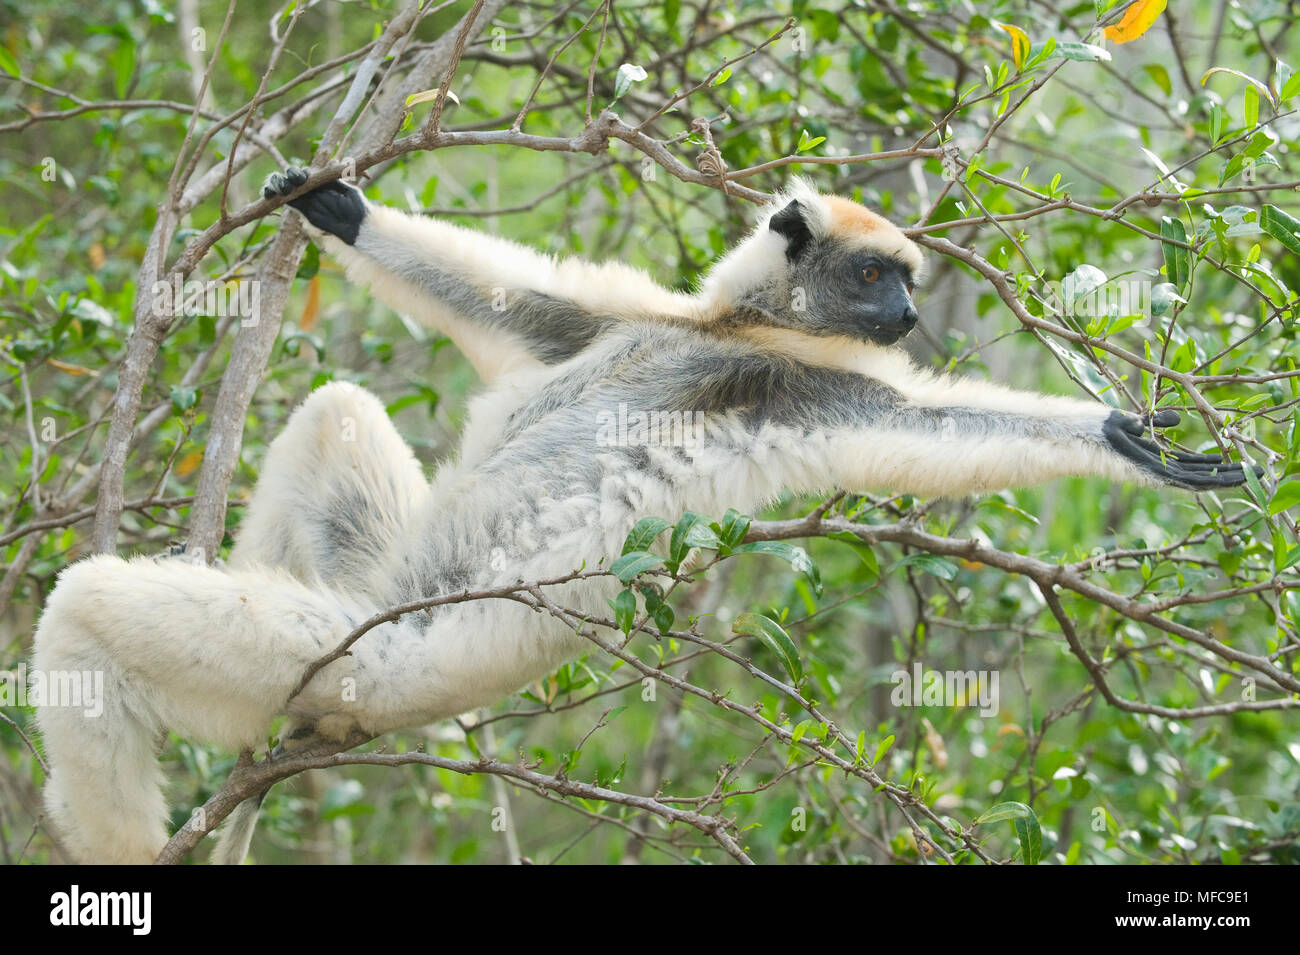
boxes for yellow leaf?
[299,275,321,331]
[46,357,91,375]
[175,449,204,478]
[922,717,949,771]
[88,241,106,271]
[1104,0,1167,44]
[405,87,459,107]
[997,22,1030,71]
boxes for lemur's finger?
[1167,449,1239,465]
[1118,409,1180,436]
[1145,409,1181,429]
[1103,417,1251,489]
[262,167,366,245]
[263,166,309,199]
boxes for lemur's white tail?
[211,796,264,864]
[33,571,168,863]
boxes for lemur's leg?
[202,380,430,863]
[37,383,426,863]
[262,168,692,381]
[228,380,430,599]
[33,556,374,863]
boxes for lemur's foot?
[271,721,321,757]
[1103,409,1261,490]
[263,167,366,245]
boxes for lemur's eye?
[862,266,879,283]
[906,281,915,295]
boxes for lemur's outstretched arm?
[264,168,694,381]
[696,347,1257,495]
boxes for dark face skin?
[766,199,920,346]
[797,247,918,346]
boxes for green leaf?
[718,508,752,548]
[280,330,325,362]
[895,553,959,581]
[733,612,803,684]
[613,588,636,634]
[320,779,372,820]
[1160,216,1191,290]
[976,799,1042,860]
[873,734,895,766]
[732,541,822,595]
[613,63,648,101]
[169,385,199,413]
[667,511,704,572]
[979,496,1040,525]
[1261,204,1300,257]
[1063,263,1107,311]
[796,129,826,153]
[682,521,722,550]
[828,530,880,577]
[1143,63,1171,95]
[296,242,320,280]
[651,601,675,635]
[1051,41,1111,62]
[0,46,19,78]
[109,39,135,98]
[622,517,670,555]
[1268,481,1300,515]
[1201,66,1276,105]
[1244,454,1267,511]
[975,800,1035,825]
[1014,812,1043,865]
[662,0,681,31]
[1244,84,1260,129]
[1149,282,1186,316]
[611,551,663,583]
[1282,64,1300,101]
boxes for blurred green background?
[1,0,1298,863]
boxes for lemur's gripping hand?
[1103,409,1258,489]
[264,167,366,245]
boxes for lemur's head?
[703,179,924,347]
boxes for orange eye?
[906,281,915,295]
[862,266,879,282]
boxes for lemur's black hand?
[264,167,366,245]
[1103,409,1259,489]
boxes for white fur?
[33,183,1148,865]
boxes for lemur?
[32,169,1253,864]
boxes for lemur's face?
[811,246,918,346]
[768,196,923,346]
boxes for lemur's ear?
[769,199,813,260]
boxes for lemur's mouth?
[865,325,910,347]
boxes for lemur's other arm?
[264,168,694,381]
[694,349,1258,496]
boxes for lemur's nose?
[901,305,919,328]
